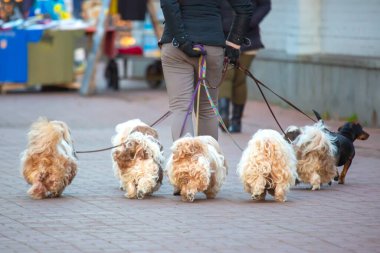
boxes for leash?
[179,45,207,137]
[235,64,317,142]
[203,83,244,151]
[179,45,243,151]
[75,110,172,154]
[238,65,317,123]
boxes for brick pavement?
[0,83,379,253]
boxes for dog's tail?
[312,110,323,121]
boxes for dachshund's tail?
[312,110,323,121]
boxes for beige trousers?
[161,44,224,141]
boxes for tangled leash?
[179,45,244,151]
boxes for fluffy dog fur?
[237,129,297,202]
[21,118,78,199]
[165,135,227,202]
[285,122,337,190]
[111,119,164,199]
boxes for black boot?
[218,98,230,131]
[229,103,244,133]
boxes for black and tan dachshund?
[313,111,370,184]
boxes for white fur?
[165,135,227,202]
[21,118,78,199]
[237,129,297,202]
[111,120,164,199]
[290,121,338,190]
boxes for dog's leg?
[334,168,339,181]
[27,182,47,199]
[274,185,286,202]
[250,176,266,200]
[204,173,219,199]
[257,190,266,200]
[181,185,196,202]
[137,177,157,199]
[125,182,137,199]
[310,173,321,190]
[339,156,353,184]
[49,188,65,198]
[204,188,217,199]
[119,181,125,191]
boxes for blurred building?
[249,0,380,126]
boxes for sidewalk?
[0,82,379,253]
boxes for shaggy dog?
[111,119,164,199]
[21,118,78,199]
[165,135,227,202]
[237,129,297,202]
[285,122,337,190]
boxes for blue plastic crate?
[0,29,43,83]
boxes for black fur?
[312,110,370,184]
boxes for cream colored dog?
[111,119,164,199]
[21,118,78,199]
[165,135,227,202]
[285,122,337,190]
[237,129,297,202]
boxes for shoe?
[228,103,244,133]
[218,98,230,131]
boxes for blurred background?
[0,0,379,127]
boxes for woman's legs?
[161,44,223,140]
[161,44,196,140]
[196,45,224,139]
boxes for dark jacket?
[222,0,271,51]
[159,0,253,47]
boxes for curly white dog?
[237,129,297,202]
[285,121,337,190]
[165,135,228,202]
[21,118,78,199]
[111,119,164,199]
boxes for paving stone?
[0,84,379,252]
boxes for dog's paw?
[182,193,195,202]
[137,191,145,200]
[311,185,320,191]
[124,192,136,199]
[338,180,345,184]
[275,196,286,202]
[251,192,265,201]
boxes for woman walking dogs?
[159,0,253,141]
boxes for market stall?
[0,0,164,94]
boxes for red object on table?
[117,46,143,56]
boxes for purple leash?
[179,45,207,137]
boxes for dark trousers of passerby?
[218,53,255,133]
